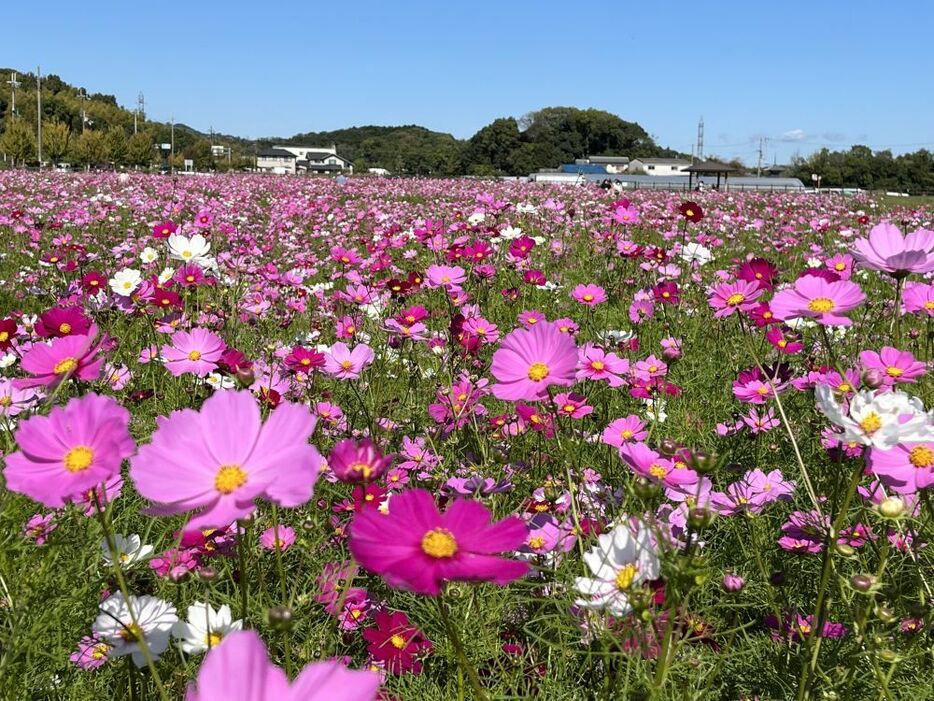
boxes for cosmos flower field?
[0,172,932,700]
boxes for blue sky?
[5,1,933,164]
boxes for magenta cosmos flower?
[14,326,105,389]
[185,630,380,701]
[707,280,763,318]
[490,322,578,402]
[324,342,374,380]
[3,393,134,507]
[162,328,227,378]
[770,276,866,326]
[328,439,392,482]
[349,488,529,596]
[130,390,322,531]
[571,283,607,307]
[859,347,927,386]
[851,222,934,276]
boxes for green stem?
[93,493,171,701]
[438,595,488,701]
[271,506,292,677]
[237,519,251,624]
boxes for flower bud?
[688,506,715,530]
[850,574,876,593]
[861,368,885,390]
[236,367,255,386]
[198,566,218,582]
[659,439,679,456]
[875,605,897,624]
[878,496,905,519]
[633,477,661,500]
[834,542,856,557]
[691,451,719,474]
[722,573,745,593]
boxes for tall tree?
[127,130,154,168]
[42,120,71,163]
[105,126,128,166]
[71,130,108,168]
[0,119,36,166]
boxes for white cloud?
[781,129,807,142]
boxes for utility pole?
[7,72,21,119]
[696,117,704,160]
[170,117,175,174]
[756,137,764,178]
[135,92,145,134]
[36,67,42,167]
[79,89,91,133]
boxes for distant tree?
[126,131,153,169]
[0,119,36,166]
[187,139,214,171]
[462,117,521,174]
[42,120,71,163]
[71,130,108,168]
[105,126,128,166]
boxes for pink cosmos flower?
[424,264,467,290]
[349,488,529,596]
[162,328,227,377]
[601,416,648,448]
[185,630,381,701]
[327,439,392,483]
[490,322,578,402]
[260,525,297,551]
[708,280,764,318]
[70,636,111,670]
[571,284,607,307]
[770,276,866,326]
[903,282,934,316]
[851,222,934,276]
[554,392,593,419]
[22,513,57,545]
[130,390,322,531]
[868,442,934,493]
[14,326,105,389]
[324,342,374,380]
[859,347,927,386]
[576,343,629,387]
[3,393,134,507]
[618,442,698,488]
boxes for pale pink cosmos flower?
[490,322,578,402]
[770,276,866,326]
[162,328,227,377]
[903,282,934,316]
[851,222,934,276]
[14,326,105,389]
[425,264,467,290]
[571,284,607,307]
[859,347,927,386]
[601,416,648,448]
[576,343,629,387]
[130,390,322,531]
[324,342,374,380]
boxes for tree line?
[788,146,934,194]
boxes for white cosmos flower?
[816,387,934,450]
[101,534,153,568]
[575,522,660,616]
[498,226,524,240]
[516,203,538,214]
[204,372,236,391]
[109,268,142,297]
[0,353,17,369]
[680,242,713,266]
[171,602,242,655]
[92,593,177,667]
[140,247,159,264]
[467,212,485,226]
[167,234,211,264]
[158,267,175,285]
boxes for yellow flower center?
[563,404,576,413]
[0,332,7,342]
[527,362,549,382]
[807,297,834,313]
[54,357,78,375]
[421,527,458,558]
[756,386,770,395]
[64,445,94,472]
[349,462,374,479]
[649,464,668,479]
[583,294,593,302]
[621,429,633,439]
[590,360,605,371]
[726,293,745,306]
[91,644,109,660]
[119,623,143,643]
[215,464,248,494]
[886,367,903,377]
[0,396,10,407]
[58,323,72,334]
[182,250,193,258]
[909,445,933,469]
[925,301,934,310]
[834,262,845,271]
[390,634,407,649]
[859,412,882,435]
[529,536,545,549]
[615,563,638,591]
[300,358,311,366]
[188,350,202,361]
[205,631,224,647]
[340,359,353,370]
[838,383,851,393]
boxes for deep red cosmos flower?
[0,318,18,351]
[361,610,432,675]
[679,201,704,222]
[35,307,92,339]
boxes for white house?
[576,155,630,174]
[256,145,353,175]
[627,158,691,176]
